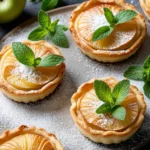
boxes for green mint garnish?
[94,79,130,121]
[12,42,35,66]
[92,8,137,41]
[38,54,65,67]
[28,10,69,48]
[41,0,58,11]
[38,10,51,29]
[28,27,48,41]
[94,80,113,104]
[12,42,64,67]
[104,8,117,25]
[115,10,138,25]
[92,26,113,42]
[111,106,126,121]
[30,0,41,2]
[124,56,150,99]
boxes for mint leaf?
[116,10,138,25]
[34,57,41,67]
[48,19,59,33]
[112,106,126,120]
[143,70,150,82]
[104,8,116,25]
[94,80,113,103]
[96,103,112,114]
[112,80,130,105]
[30,0,41,2]
[143,56,150,69]
[38,54,64,67]
[12,42,35,66]
[38,10,50,28]
[92,8,137,42]
[28,27,48,41]
[57,25,68,31]
[49,25,69,48]
[143,82,150,99]
[41,0,58,11]
[124,66,144,81]
[92,26,113,41]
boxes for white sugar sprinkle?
[11,63,41,82]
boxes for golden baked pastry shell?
[0,40,65,103]
[140,0,150,20]
[70,77,146,144]
[69,0,147,62]
[0,125,64,150]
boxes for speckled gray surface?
[0,0,150,150]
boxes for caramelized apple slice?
[0,134,53,150]
[146,0,150,6]
[77,5,137,50]
[80,89,139,131]
[36,65,62,81]
[7,75,42,90]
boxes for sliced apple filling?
[76,5,140,50]
[0,134,54,150]
[70,0,146,62]
[0,45,61,91]
[140,0,150,20]
[79,88,139,131]
[145,0,150,6]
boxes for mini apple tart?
[69,0,146,62]
[0,40,65,103]
[140,0,150,20]
[0,125,63,150]
[70,77,146,144]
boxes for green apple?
[0,0,26,23]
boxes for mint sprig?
[94,79,130,121]
[41,0,59,11]
[12,42,64,67]
[30,0,41,2]
[124,56,150,99]
[28,10,69,48]
[92,8,137,41]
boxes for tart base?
[69,0,147,63]
[140,0,150,21]
[0,125,64,149]
[70,77,147,144]
[0,64,65,103]
[0,40,66,103]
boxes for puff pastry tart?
[140,0,150,20]
[70,77,146,144]
[0,40,65,103]
[0,125,63,150]
[69,0,146,62]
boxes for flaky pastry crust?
[140,0,150,20]
[0,125,63,149]
[70,77,146,144]
[0,40,65,103]
[69,0,147,62]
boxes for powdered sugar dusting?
[0,1,150,149]
[11,63,39,82]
